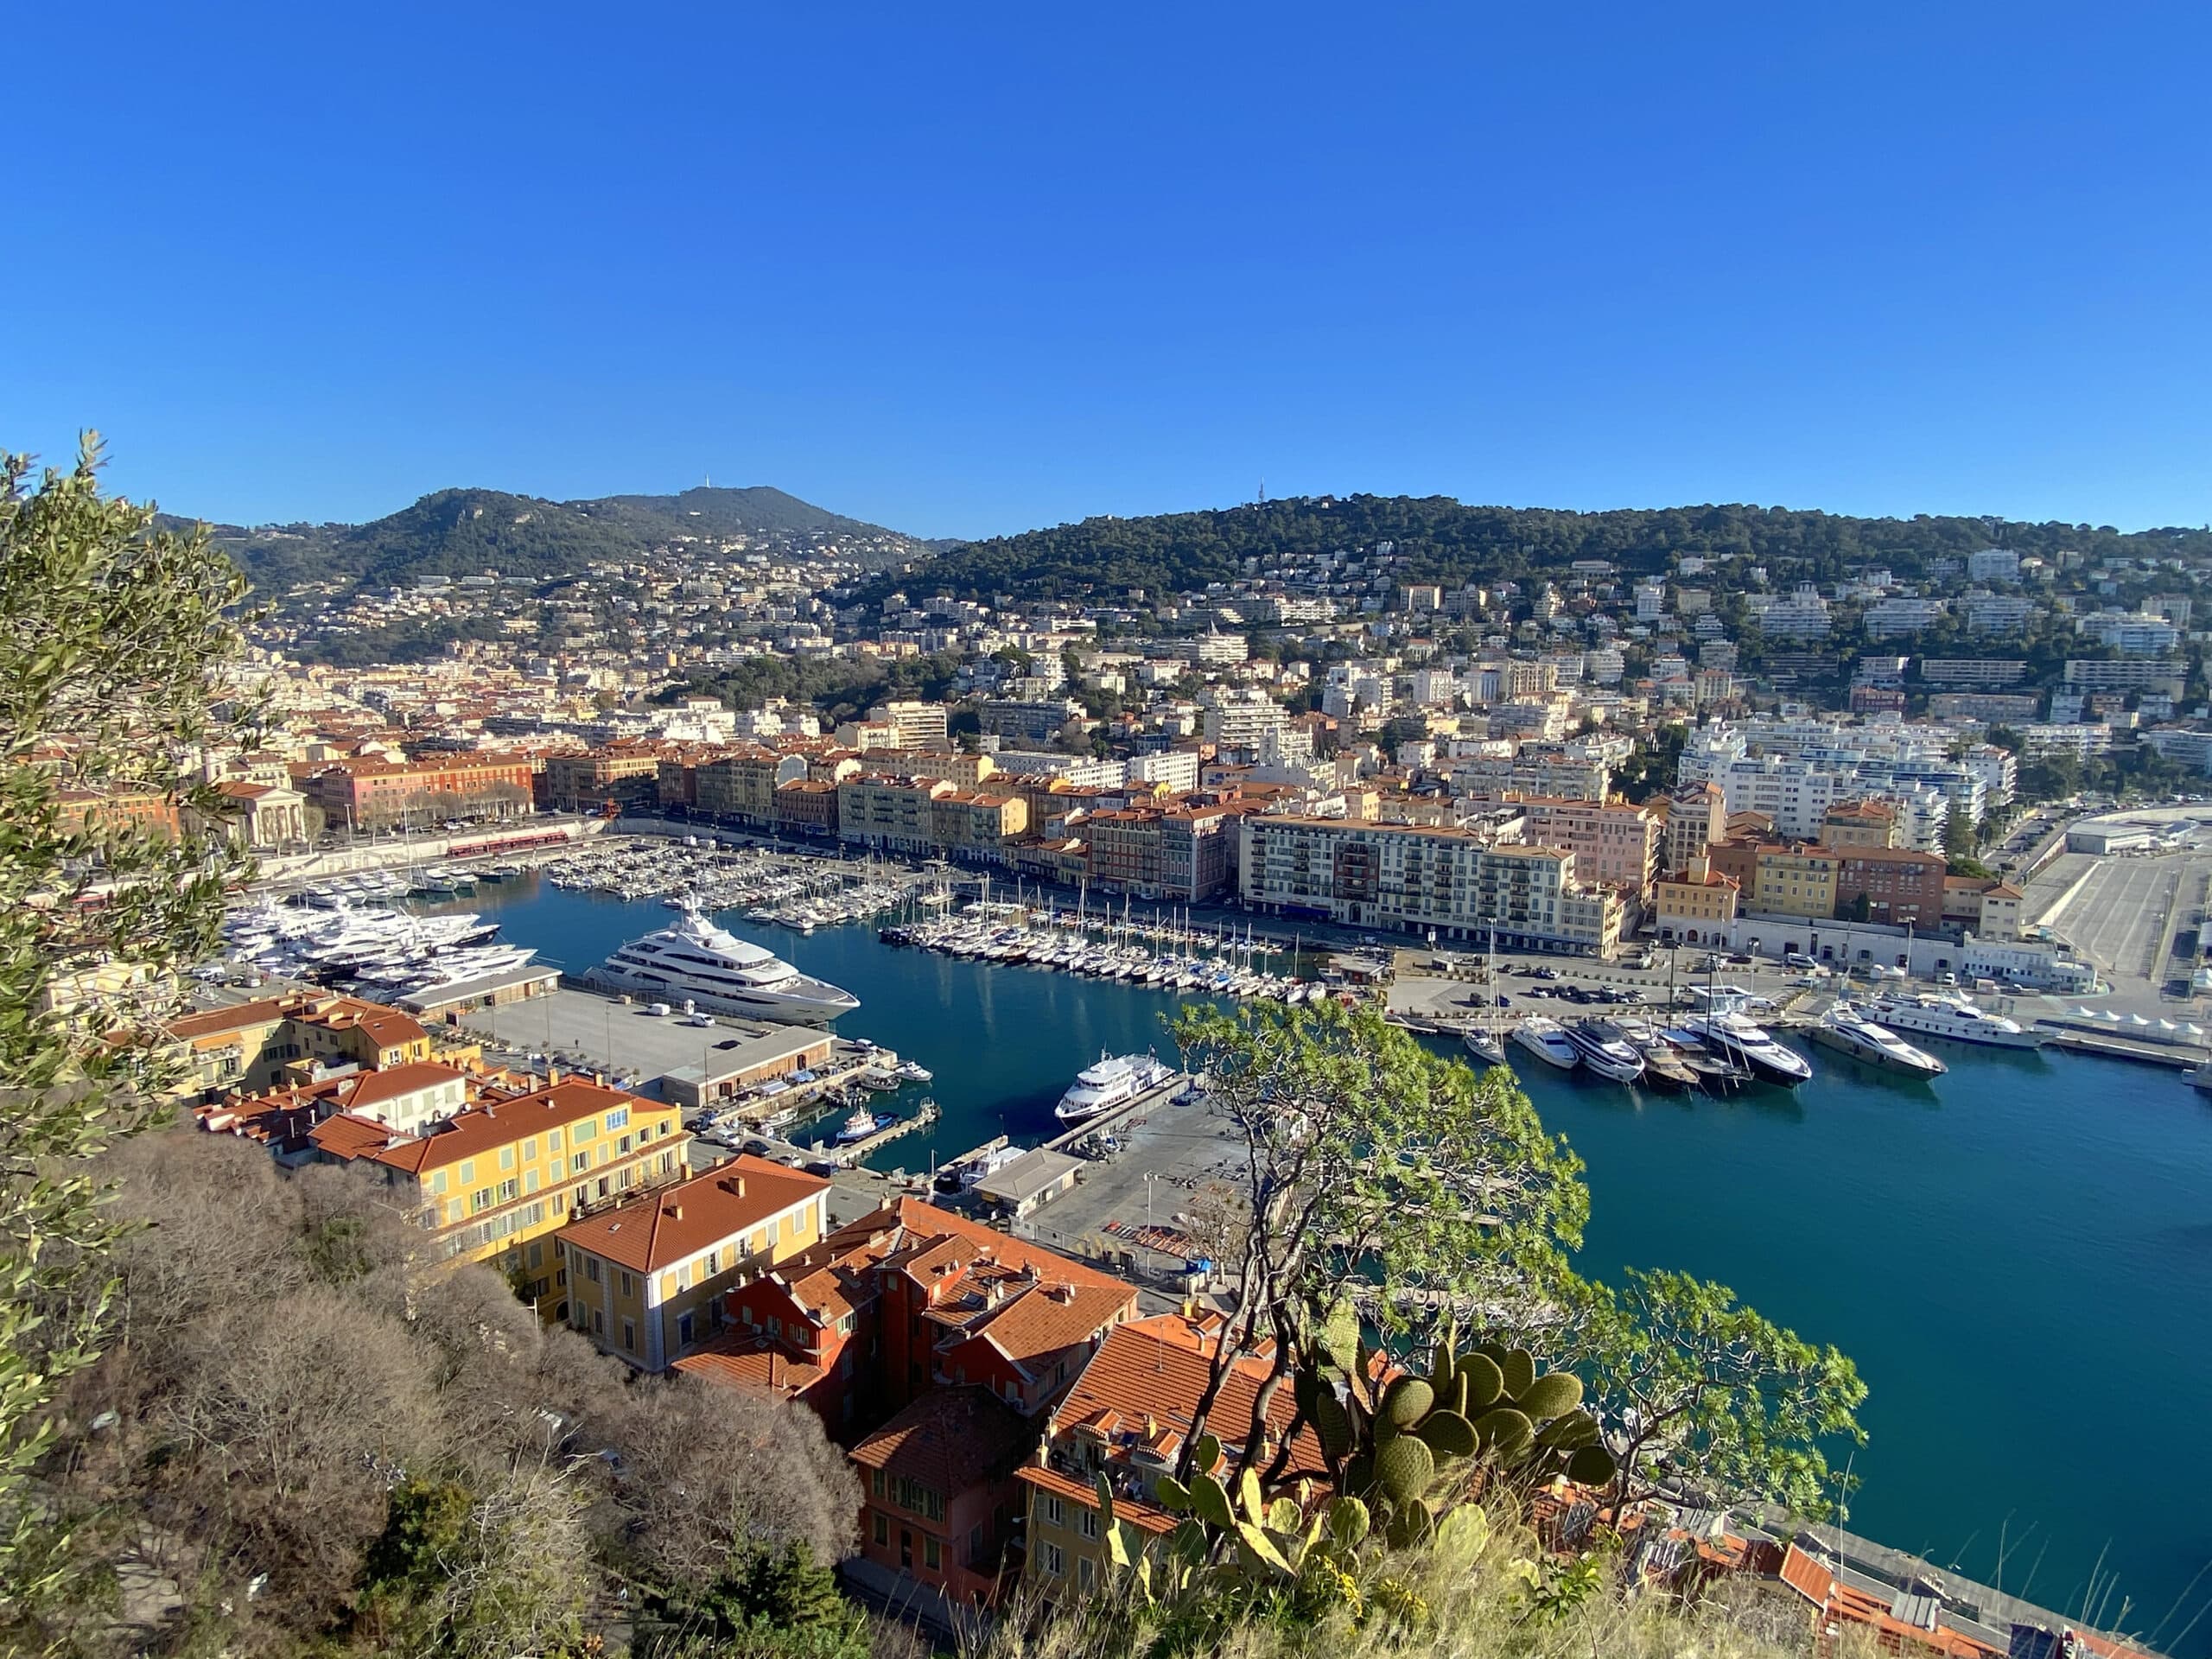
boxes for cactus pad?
[1374,1433,1437,1502]
[1380,1375,1434,1427]
[1517,1370,1583,1421]
[1416,1408,1478,1459]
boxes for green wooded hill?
[197,484,924,593]
[875,493,2212,605]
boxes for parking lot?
[2027,849,2212,1002]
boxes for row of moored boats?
[1470,994,2043,1088]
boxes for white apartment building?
[1237,817,1623,957]
[2075,612,2181,655]
[2142,728,2212,775]
[1200,686,1288,750]
[1863,598,1948,639]
[1967,548,2022,583]
[1126,749,1203,792]
[1963,595,2036,635]
[1748,585,1833,639]
[867,700,951,750]
[2018,723,2113,760]
[2063,659,2188,696]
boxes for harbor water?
[459,877,2212,1651]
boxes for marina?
[295,868,2212,1638]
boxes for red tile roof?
[557,1154,827,1274]
[851,1387,1033,1492]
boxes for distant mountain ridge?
[196,484,925,593]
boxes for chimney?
[667,1204,683,1222]
[547,1065,561,1086]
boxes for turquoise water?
[468,879,2212,1651]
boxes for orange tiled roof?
[851,1387,1033,1492]
[558,1154,827,1274]
[671,1333,830,1397]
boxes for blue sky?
[4,2,2209,538]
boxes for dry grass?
[970,1509,1902,1659]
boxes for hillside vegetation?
[886,494,2212,604]
[195,484,925,592]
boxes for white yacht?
[1684,1013,1814,1085]
[582,904,859,1024]
[1511,1016,1581,1071]
[1053,1052,1179,1124]
[1565,1019,1647,1084]
[1866,992,2049,1050]
[1805,1005,1948,1078]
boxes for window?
[1042,1496,1065,1528]
[705,1249,718,1274]
[522,1136,537,1161]
[677,1312,694,1347]
[872,1469,887,1498]
[605,1107,629,1132]
[548,1129,562,1151]
[874,1512,888,1547]
[526,1241,541,1269]
[499,1146,514,1171]
[524,1169,539,1195]
[459,1160,474,1185]
[676,1267,690,1292]
[924,1535,940,1571]
[619,1271,633,1299]
[497,1179,518,1204]
[585,1257,601,1283]
[618,1134,632,1156]
[1078,1507,1099,1540]
[1077,1556,1095,1591]
[470,1188,493,1215]
[1042,1542,1064,1577]
[572,1153,590,1174]
[896,1478,944,1522]
[621,1318,636,1352]
[429,1170,447,1195]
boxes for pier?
[828,1097,941,1166]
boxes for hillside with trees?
[871,493,2212,605]
[188,484,927,594]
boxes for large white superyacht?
[582,903,859,1024]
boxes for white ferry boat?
[1866,992,2049,1050]
[1511,1016,1581,1071]
[582,903,859,1024]
[1053,1052,1178,1124]
[1683,1013,1814,1085]
[1805,1005,1948,1077]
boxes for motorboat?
[833,1107,893,1145]
[1511,1016,1581,1071]
[1054,1052,1179,1124]
[1865,992,2049,1050]
[1565,1019,1648,1084]
[1611,1018,1698,1091]
[1683,1013,1813,1085]
[582,901,859,1024]
[1805,1004,1948,1077]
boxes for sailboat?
[1465,919,1507,1067]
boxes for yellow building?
[1751,846,1839,918]
[310,1071,688,1309]
[163,991,438,1100]
[555,1154,831,1370]
[1653,856,1741,943]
